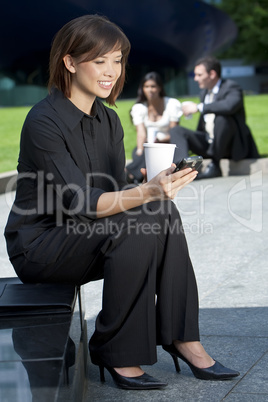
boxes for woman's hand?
[136,148,143,156]
[141,164,197,201]
[96,165,197,218]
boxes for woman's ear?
[63,55,76,73]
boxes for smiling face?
[63,48,122,113]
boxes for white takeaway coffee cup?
[143,143,176,182]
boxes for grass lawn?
[0,94,267,173]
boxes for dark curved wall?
[0,0,237,101]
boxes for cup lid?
[143,143,176,148]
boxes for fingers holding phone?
[171,156,203,190]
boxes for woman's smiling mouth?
[98,81,113,89]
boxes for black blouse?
[5,88,128,258]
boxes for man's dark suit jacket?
[197,79,259,160]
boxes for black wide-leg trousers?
[11,200,200,367]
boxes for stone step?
[0,158,267,195]
[126,158,268,177]
[203,158,268,177]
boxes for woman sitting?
[125,71,182,183]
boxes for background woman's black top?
[5,89,128,259]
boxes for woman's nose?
[104,62,116,77]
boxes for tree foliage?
[215,0,268,63]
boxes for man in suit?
[171,56,259,179]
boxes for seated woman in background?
[125,71,182,183]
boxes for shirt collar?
[48,88,101,130]
[211,79,222,95]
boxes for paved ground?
[1,171,267,401]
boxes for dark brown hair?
[195,56,221,78]
[48,14,131,105]
[136,71,166,104]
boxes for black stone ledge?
[0,278,89,402]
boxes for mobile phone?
[173,156,203,173]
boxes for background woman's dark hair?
[48,14,131,105]
[136,71,166,103]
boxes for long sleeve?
[202,80,243,116]
[5,90,127,258]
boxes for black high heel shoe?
[97,364,168,390]
[163,344,240,381]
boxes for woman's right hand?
[141,165,198,201]
[136,148,143,156]
[96,165,197,219]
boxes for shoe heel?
[171,354,181,373]
[99,365,105,382]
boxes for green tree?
[216,0,268,63]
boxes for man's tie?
[204,91,215,143]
